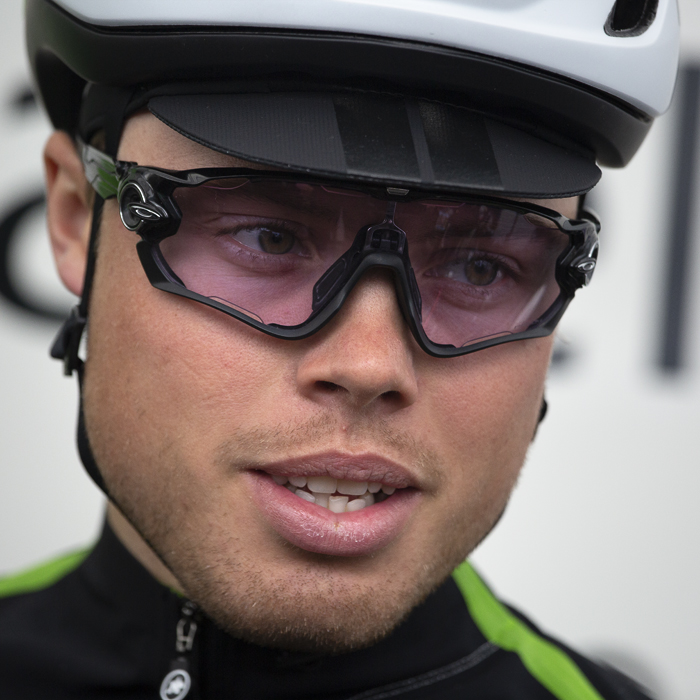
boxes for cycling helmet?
[26,0,680,199]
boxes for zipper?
[159,600,200,700]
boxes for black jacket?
[0,522,651,700]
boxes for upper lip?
[254,451,416,489]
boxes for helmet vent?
[605,0,658,37]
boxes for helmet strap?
[50,195,111,498]
[75,364,110,497]
[532,396,548,441]
[79,85,135,157]
[50,195,102,375]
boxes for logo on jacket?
[160,669,192,700]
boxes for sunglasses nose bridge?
[364,222,407,255]
[358,223,423,324]
[313,243,425,354]
[313,217,422,310]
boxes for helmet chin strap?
[50,195,111,498]
[76,371,110,496]
[532,395,548,441]
[50,195,180,589]
[51,86,136,499]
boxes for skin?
[44,113,577,653]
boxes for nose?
[295,269,420,412]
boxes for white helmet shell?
[53,0,679,116]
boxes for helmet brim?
[148,91,601,199]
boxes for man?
[0,1,679,698]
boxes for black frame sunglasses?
[80,140,600,358]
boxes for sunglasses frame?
[81,141,600,358]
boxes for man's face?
[73,114,570,652]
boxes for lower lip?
[246,472,421,557]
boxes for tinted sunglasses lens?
[393,203,568,347]
[157,180,570,347]
[163,179,375,327]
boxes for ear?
[44,131,92,297]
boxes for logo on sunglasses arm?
[119,181,168,231]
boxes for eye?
[463,258,499,286]
[258,227,295,254]
[426,252,510,288]
[233,226,296,254]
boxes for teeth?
[337,479,368,496]
[346,498,366,512]
[276,473,399,512]
[328,496,349,513]
[314,493,330,508]
[306,476,337,494]
[296,489,316,504]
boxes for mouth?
[245,453,421,557]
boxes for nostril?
[381,390,402,403]
[316,380,345,394]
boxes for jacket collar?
[80,520,487,697]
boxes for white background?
[1,2,698,698]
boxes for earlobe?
[44,131,92,297]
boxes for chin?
[169,543,463,655]
[213,610,408,655]
[192,580,425,654]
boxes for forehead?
[116,111,580,218]
[118,111,268,169]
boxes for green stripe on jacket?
[452,561,604,700]
[0,548,90,598]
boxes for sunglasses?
[82,141,599,358]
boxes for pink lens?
[159,179,569,347]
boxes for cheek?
[82,210,294,487]
[418,338,551,520]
